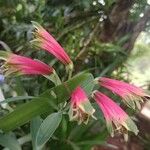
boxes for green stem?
[66,63,74,80]
[68,69,73,80]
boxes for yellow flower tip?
[31,21,43,30]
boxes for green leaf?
[0,97,54,132]
[0,133,21,150]
[0,96,35,104]
[47,72,95,104]
[0,73,95,132]
[126,117,139,135]
[30,117,43,150]
[35,112,62,149]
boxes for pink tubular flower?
[31,21,73,67]
[98,77,148,110]
[69,86,96,124]
[2,53,53,76]
[93,91,138,137]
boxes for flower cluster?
[98,77,147,109]
[92,91,138,137]
[70,77,148,137]
[0,22,149,138]
[0,22,72,77]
